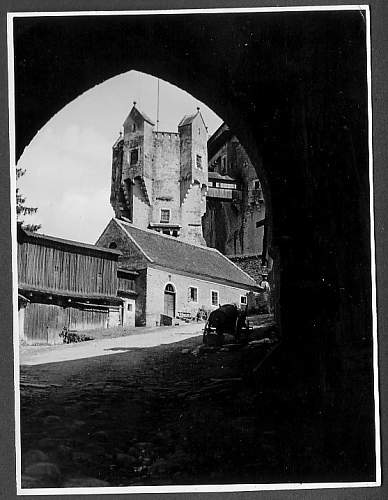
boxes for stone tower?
[111,104,208,246]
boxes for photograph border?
[7,4,381,496]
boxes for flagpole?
[156,78,160,132]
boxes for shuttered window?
[130,148,138,165]
[211,290,219,307]
[160,209,170,223]
[189,287,198,302]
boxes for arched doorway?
[164,283,176,319]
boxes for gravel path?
[19,322,204,366]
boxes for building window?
[240,295,247,306]
[253,179,261,189]
[109,242,117,249]
[162,229,170,235]
[189,287,198,302]
[172,230,179,237]
[160,209,170,223]
[196,154,202,170]
[132,123,136,132]
[211,290,219,307]
[127,303,133,311]
[130,148,139,165]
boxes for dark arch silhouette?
[12,11,375,479]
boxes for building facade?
[203,122,266,259]
[97,218,260,327]
[17,225,136,344]
[111,104,208,246]
[202,123,270,285]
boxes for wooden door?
[164,291,175,318]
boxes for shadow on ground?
[19,325,375,489]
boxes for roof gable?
[124,105,155,128]
[178,109,207,130]
[113,219,257,289]
[95,219,150,268]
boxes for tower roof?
[124,104,155,127]
[178,108,207,129]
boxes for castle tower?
[178,108,208,245]
[110,104,208,246]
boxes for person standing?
[259,274,271,314]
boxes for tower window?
[130,148,139,165]
[160,209,170,223]
[196,154,202,170]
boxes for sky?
[17,70,223,244]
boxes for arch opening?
[13,12,375,484]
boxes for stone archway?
[12,11,373,426]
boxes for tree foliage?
[16,167,41,232]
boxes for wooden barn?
[17,224,130,345]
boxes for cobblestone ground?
[20,323,281,489]
[19,320,375,489]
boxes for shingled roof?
[114,219,258,290]
[178,109,207,129]
[124,105,155,127]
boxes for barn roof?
[112,219,258,290]
[17,225,122,258]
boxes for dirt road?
[19,322,279,489]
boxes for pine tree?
[16,167,41,232]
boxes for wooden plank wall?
[18,241,118,296]
[24,302,109,344]
[117,276,136,292]
[24,303,65,344]
[67,306,108,331]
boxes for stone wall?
[180,183,206,246]
[151,132,181,224]
[203,135,265,257]
[132,179,151,229]
[228,255,263,284]
[144,265,250,327]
